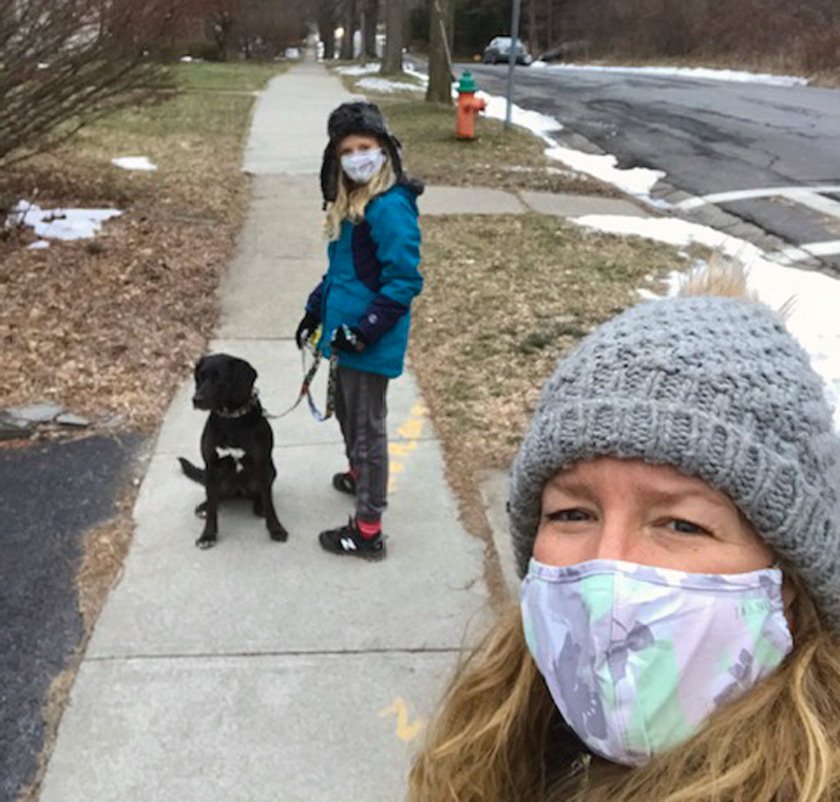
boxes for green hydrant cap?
[458,71,477,93]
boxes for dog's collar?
[216,391,261,419]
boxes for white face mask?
[521,558,792,766]
[340,148,385,184]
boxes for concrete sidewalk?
[38,62,489,802]
[37,60,665,802]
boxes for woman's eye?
[666,518,710,536]
[544,508,590,523]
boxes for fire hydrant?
[456,71,486,140]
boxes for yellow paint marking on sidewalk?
[388,441,417,457]
[379,697,426,742]
[387,401,427,494]
[398,417,424,440]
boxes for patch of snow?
[451,83,662,197]
[8,200,122,241]
[28,240,50,250]
[540,63,808,86]
[545,145,664,196]
[356,77,424,93]
[335,63,381,76]
[477,91,563,137]
[403,66,430,85]
[112,156,158,171]
[570,213,840,430]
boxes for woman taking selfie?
[409,285,840,801]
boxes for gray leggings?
[334,366,389,523]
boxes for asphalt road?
[461,62,840,269]
[0,433,144,802]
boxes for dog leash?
[271,332,337,421]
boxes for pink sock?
[356,517,381,540]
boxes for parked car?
[482,36,532,65]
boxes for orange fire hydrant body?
[456,71,486,140]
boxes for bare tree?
[362,0,379,58]
[339,0,357,59]
[527,0,538,54]
[237,0,307,59]
[316,0,339,59]
[381,0,403,73]
[201,0,243,60]
[425,0,453,103]
[0,0,179,166]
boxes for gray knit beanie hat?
[509,295,840,629]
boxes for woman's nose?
[591,521,634,562]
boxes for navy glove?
[331,324,367,354]
[295,310,319,349]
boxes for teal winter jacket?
[305,182,423,378]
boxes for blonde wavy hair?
[324,149,396,241]
[407,263,840,801]
[407,584,840,802]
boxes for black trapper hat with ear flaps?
[319,101,422,206]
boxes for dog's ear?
[231,358,257,392]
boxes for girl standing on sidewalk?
[408,281,840,800]
[294,101,423,560]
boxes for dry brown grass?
[0,64,281,429]
[409,213,684,573]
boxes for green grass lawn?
[173,60,286,93]
[94,60,286,141]
[0,60,285,211]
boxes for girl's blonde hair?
[324,149,396,241]
[407,584,840,802]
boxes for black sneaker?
[332,471,357,496]
[318,517,386,560]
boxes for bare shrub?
[537,0,839,74]
[798,29,840,73]
[0,0,180,166]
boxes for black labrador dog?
[178,353,288,548]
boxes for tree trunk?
[340,0,356,59]
[425,0,453,103]
[381,0,403,73]
[318,2,336,60]
[528,0,538,54]
[209,12,236,61]
[362,0,378,57]
[546,0,552,48]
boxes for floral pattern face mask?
[340,148,385,184]
[521,558,793,766]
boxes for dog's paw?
[268,522,289,542]
[195,532,217,549]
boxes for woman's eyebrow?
[543,476,594,497]
[546,475,735,511]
